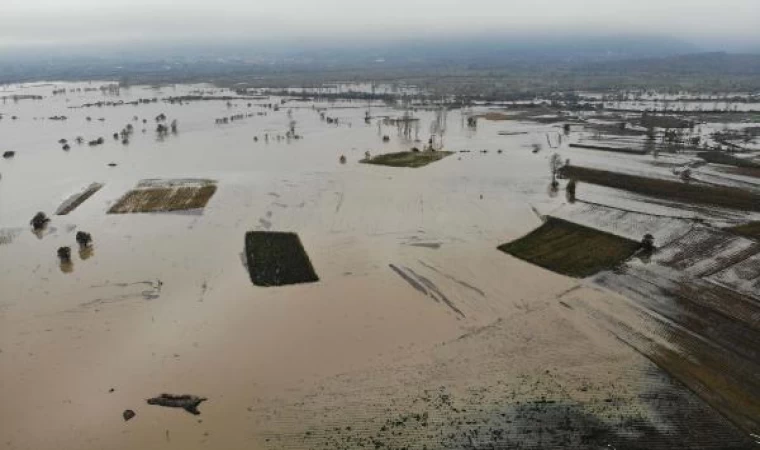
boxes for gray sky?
[2,0,759,49]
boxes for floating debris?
[147,394,206,415]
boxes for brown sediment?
[55,183,104,215]
[389,264,465,318]
[417,260,486,297]
[405,266,465,318]
[251,298,755,450]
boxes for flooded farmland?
[1,81,759,449]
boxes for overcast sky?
[1,0,759,50]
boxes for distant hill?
[577,52,760,76]
[287,34,701,68]
[0,33,700,83]
[2,38,759,93]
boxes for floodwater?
[0,82,755,449]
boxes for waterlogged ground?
[0,82,756,449]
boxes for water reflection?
[79,246,94,261]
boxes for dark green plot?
[244,231,319,287]
[498,217,640,278]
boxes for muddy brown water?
[0,82,755,449]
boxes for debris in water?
[123,409,136,421]
[147,394,207,415]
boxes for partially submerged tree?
[76,231,93,248]
[30,212,50,230]
[641,234,655,253]
[549,153,564,188]
[57,246,72,263]
[566,179,577,203]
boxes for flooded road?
[0,82,754,449]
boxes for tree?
[641,234,655,252]
[549,153,564,188]
[566,179,577,203]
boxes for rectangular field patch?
[108,179,216,214]
[498,217,640,278]
[244,231,319,287]
[562,165,760,212]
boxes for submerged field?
[1,81,759,450]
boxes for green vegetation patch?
[562,165,760,212]
[498,217,640,278]
[108,179,216,214]
[361,151,453,168]
[728,222,760,240]
[244,231,319,287]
